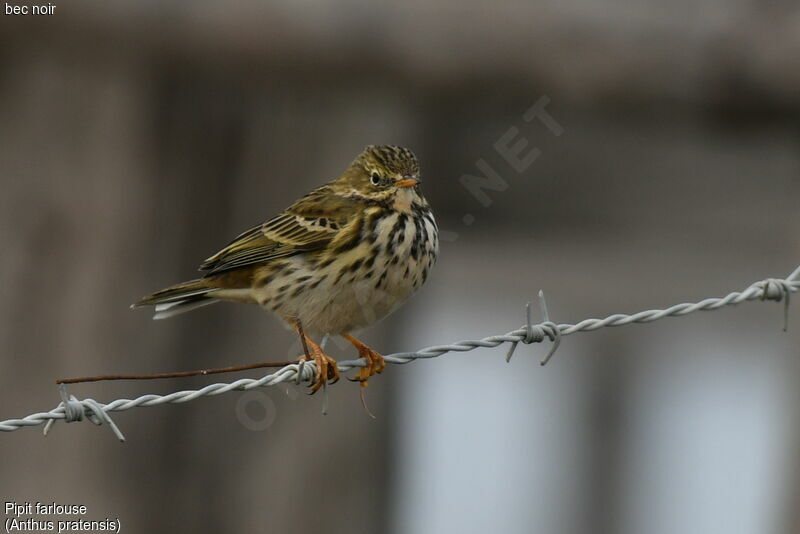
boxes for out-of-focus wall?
[0,2,798,533]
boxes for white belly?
[253,210,438,335]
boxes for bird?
[133,145,439,392]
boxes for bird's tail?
[132,279,220,320]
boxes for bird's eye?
[370,173,381,185]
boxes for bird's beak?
[396,177,421,188]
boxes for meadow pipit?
[134,145,439,391]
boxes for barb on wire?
[505,291,561,365]
[41,384,126,441]
[1,265,798,439]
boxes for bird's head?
[334,145,426,211]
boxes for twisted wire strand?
[1,266,797,440]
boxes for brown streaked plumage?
[133,145,438,391]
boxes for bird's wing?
[199,185,358,275]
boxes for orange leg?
[342,334,386,388]
[293,321,340,393]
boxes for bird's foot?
[343,335,385,388]
[298,342,340,394]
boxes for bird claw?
[351,346,385,388]
[299,348,340,394]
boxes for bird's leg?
[293,320,340,393]
[342,334,386,387]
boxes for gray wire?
[1,266,797,439]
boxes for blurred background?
[1,1,799,533]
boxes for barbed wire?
[1,265,798,441]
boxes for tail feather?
[153,297,218,320]
[132,279,220,319]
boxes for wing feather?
[199,185,359,275]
